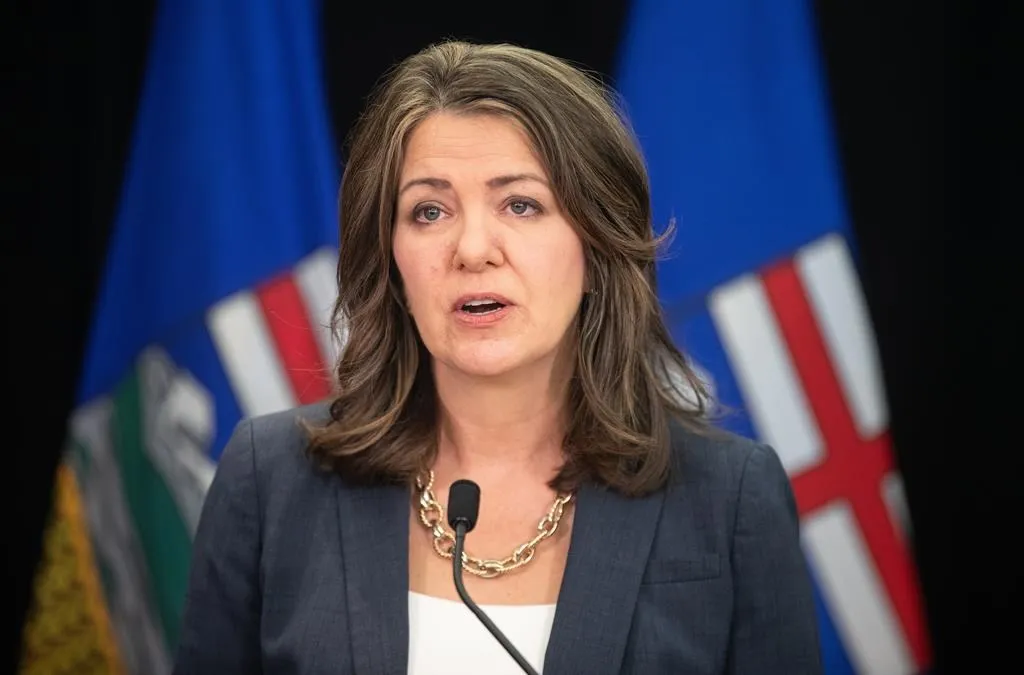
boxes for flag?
[613,1,931,673]
[31,1,341,672]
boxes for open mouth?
[460,300,507,315]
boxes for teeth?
[464,299,498,307]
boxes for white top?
[407,591,557,674]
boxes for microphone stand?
[452,523,540,675]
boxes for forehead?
[401,113,544,176]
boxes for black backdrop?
[10,1,1017,673]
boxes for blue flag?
[614,1,931,673]
[65,1,340,671]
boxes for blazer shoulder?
[663,418,801,547]
[667,419,769,489]
[246,399,331,450]
[231,399,333,486]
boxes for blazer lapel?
[543,482,666,675]
[336,481,410,675]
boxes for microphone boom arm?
[452,523,540,675]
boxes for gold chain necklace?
[415,470,574,578]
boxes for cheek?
[549,234,586,292]
[525,234,586,321]
[393,230,424,281]
[393,233,445,311]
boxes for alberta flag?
[62,1,340,672]
[613,1,931,673]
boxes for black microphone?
[447,480,540,675]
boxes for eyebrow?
[397,173,549,197]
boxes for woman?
[174,41,822,674]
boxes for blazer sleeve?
[173,420,263,674]
[726,443,823,674]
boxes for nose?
[452,209,504,272]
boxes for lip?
[451,293,514,328]
[454,305,512,327]
[451,293,515,311]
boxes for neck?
[431,357,572,481]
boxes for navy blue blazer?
[173,402,822,674]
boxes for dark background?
[9,0,1017,673]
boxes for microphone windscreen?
[447,479,481,532]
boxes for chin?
[442,344,531,379]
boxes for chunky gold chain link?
[415,470,574,578]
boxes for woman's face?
[392,112,586,380]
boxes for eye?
[506,198,542,217]
[413,204,445,224]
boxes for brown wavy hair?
[305,40,713,497]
